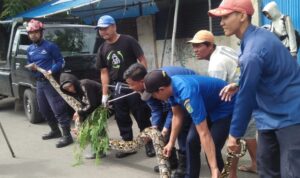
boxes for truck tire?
[23,89,44,123]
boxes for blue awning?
[14,0,159,24]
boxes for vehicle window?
[17,33,31,55]
[0,25,9,63]
[44,27,97,56]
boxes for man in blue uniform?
[209,0,300,177]
[26,19,73,148]
[124,63,195,177]
[144,70,235,178]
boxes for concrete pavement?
[0,98,258,178]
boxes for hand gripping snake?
[220,139,247,178]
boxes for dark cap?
[144,70,171,93]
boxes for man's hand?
[227,135,240,153]
[72,112,79,121]
[291,52,297,59]
[102,95,109,107]
[163,142,174,157]
[219,83,239,102]
[25,63,37,71]
[161,127,169,138]
[71,127,78,136]
[43,70,52,79]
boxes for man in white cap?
[95,15,155,158]
[209,0,300,177]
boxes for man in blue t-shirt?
[26,19,73,148]
[124,63,195,177]
[144,70,235,178]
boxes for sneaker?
[115,151,137,158]
[145,141,156,157]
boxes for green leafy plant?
[73,106,109,166]
[1,0,47,19]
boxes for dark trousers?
[178,114,192,153]
[113,92,151,141]
[36,81,71,128]
[185,116,231,178]
[257,124,300,178]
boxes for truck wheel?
[23,89,44,123]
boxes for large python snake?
[220,139,247,178]
[28,64,171,178]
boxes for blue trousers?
[36,81,71,128]
[185,116,231,178]
[257,124,300,178]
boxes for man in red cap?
[209,0,300,177]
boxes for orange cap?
[208,0,254,17]
[187,30,214,44]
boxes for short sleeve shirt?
[96,35,144,82]
[169,75,235,125]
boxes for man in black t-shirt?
[95,15,155,158]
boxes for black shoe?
[85,152,106,159]
[42,130,62,140]
[56,135,73,148]
[172,152,186,178]
[115,151,137,158]
[145,141,156,157]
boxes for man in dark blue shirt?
[144,70,235,178]
[26,19,73,148]
[209,0,300,177]
[124,64,195,177]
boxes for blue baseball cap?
[95,15,116,29]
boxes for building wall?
[136,16,158,70]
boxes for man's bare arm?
[100,68,109,95]
[195,119,220,178]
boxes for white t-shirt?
[208,46,240,83]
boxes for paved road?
[0,98,258,178]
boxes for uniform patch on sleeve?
[184,99,193,113]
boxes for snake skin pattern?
[109,127,171,178]
[31,65,171,178]
[220,139,247,178]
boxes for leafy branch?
[73,106,110,166]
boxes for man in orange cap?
[187,30,239,83]
[209,0,300,177]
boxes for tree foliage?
[0,0,48,19]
